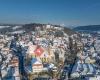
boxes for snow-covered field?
[12,26,22,30]
[0,26,10,29]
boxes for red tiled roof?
[34,46,44,57]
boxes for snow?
[0,26,10,29]
[12,26,22,30]
[0,55,2,62]
[1,69,7,77]
[11,30,24,34]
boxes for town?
[0,0,100,80]
[0,24,100,80]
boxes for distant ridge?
[73,25,100,31]
[0,23,23,26]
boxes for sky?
[0,0,100,26]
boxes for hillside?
[23,23,76,35]
[0,23,76,35]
